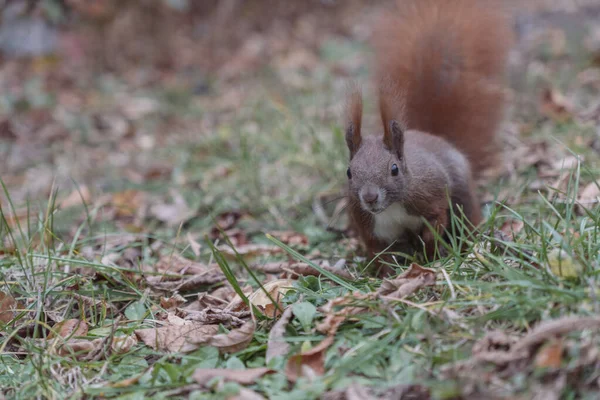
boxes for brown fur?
[374,0,513,172]
[343,0,512,270]
[345,85,363,158]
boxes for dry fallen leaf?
[226,279,294,315]
[135,320,219,353]
[316,292,371,336]
[499,219,525,240]
[253,260,354,280]
[55,338,104,358]
[2,206,33,232]
[343,383,372,400]
[231,388,267,400]
[550,155,582,173]
[154,254,215,275]
[513,316,600,354]
[217,243,283,259]
[512,140,550,173]
[184,308,249,327]
[120,96,160,120]
[270,231,309,246]
[111,335,138,354]
[147,274,225,292]
[539,88,573,122]
[247,279,294,317]
[0,291,23,324]
[323,383,430,400]
[66,0,117,20]
[187,232,202,257]
[210,210,244,237]
[214,228,249,247]
[577,182,600,215]
[145,254,224,291]
[193,367,274,386]
[266,307,293,363]
[459,316,600,371]
[377,263,436,299]
[48,319,88,339]
[111,190,145,219]
[149,191,195,227]
[534,339,564,369]
[160,294,186,310]
[207,319,255,354]
[59,186,91,209]
[189,287,236,310]
[108,373,147,389]
[472,330,515,356]
[285,336,334,383]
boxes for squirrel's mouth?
[364,205,386,215]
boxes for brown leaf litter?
[207,319,255,354]
[58,185,92,209]
[322,383,430,400]
[0,291,24,325]
[192,367,274,387]
[144,254,224,292]
[183,307,250,327]
[110,334,138,353]
[269,230,309,246]
[54,337,106,359]
[110,190,146,220]
[226,279,293,316]
[210,210,248,245]
[285,334,334,383]
[266,307,293,363]
[149,190,196,227]
[534,338,564,369]
[253,259,354,280]
[444,316,600,388]
[135,314,219,353]
[216,243,283,259]
[377,263,436,299]
[48,319,88,339]
[499,219,525,241]
[53,334,137,360]
[46,316,136,361]
[246,279,293,317]
[160,294,186,310]
[539,87,574,122]
[281,265,439,380]
[190,286,241,310]
[576,182,600,215]
[285,292,374,383]
[316,292,372,337]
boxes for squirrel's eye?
[391,164,399,176]
[347,168,352,179]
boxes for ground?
[1,1,600,399]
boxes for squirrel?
[344,0,513,267]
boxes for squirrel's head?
[344,87,408,215]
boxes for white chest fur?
[373,203,423,243]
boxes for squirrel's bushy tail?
[373,0,513,173]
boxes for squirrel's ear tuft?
[345,86,363,159]
[389,120,405,159]
[379,78,404,152]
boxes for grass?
[2,16,600,400]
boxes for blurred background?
[1,0,600,242]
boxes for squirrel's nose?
[362,187,379,204]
